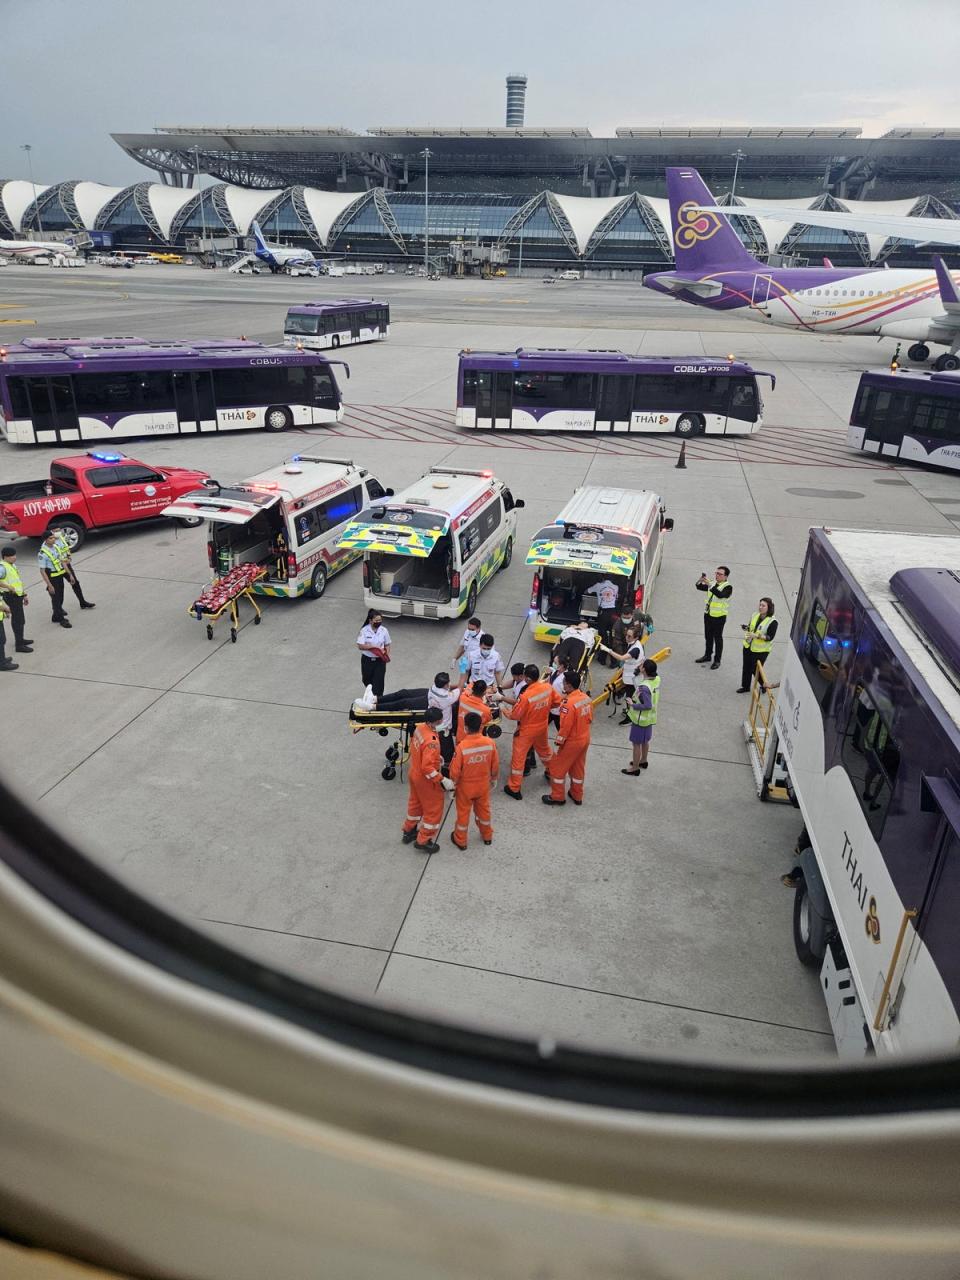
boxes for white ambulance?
[336,467,523,619]
[526,486,674,643]
[162,454,392,599]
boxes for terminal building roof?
[110,125,960,201]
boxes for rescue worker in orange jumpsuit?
[401,706,449,852]
[502,664,561,799]
[543,670,594,806]
[449,710,499,849]
[456,678,493,742]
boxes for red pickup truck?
[0,450,211,550]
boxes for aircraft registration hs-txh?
[644,168,960,370]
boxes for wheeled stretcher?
[189,563,266,644]
[349,704,503,781]
[349,706,428,781]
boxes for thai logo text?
[675,201,723,250]
[841,830,869,913]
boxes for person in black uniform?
[694,566,732,670]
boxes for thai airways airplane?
[250,221,317,272]
[0,236,79,261]
[643,168,960,370]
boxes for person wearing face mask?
[356,608,391,699]
[502,664,561,799]
[609,608,638,656]
[453,616,483,684]
[456,679,493,742]
[465,632,505,688]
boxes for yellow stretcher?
[188,564,266,644]
[348,706,428,781]
[348,704,503,781]
[591,645,673,715]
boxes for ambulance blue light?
[90,451,123,462]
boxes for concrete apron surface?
[3,268,957,1064]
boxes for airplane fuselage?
[645,265,958,341]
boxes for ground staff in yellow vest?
[52,530,96,611]
[0,545,33,654]
[38,532,72,628]
[0,594,16,671]
[621,659,660,775]
[737,597,778,693]
[694,565,732,670]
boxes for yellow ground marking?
[0,318,37,325]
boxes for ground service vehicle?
[0,336,347,445]
[526,486,673,644]
[456,349,774,435]
[753,527,960,1057]
[337,467,522,619]
[163,455,391,599]
[283,299,390,350]
[150,253,184,264]
[848,367,960,472]
[0,450,210,550]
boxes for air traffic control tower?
[505,74,527,127]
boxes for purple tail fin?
[934,255,960,307]
[665,167,760,272]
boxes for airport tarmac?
[2,264,958,1064]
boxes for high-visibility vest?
[628,675,660,727]
[0,561,24,596]
[744,612,774,653]
[40,544,66,577]
[704,582,730,618]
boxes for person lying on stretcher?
[353,677,501,735]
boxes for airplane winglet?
[934,256,960,309]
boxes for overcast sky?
[3,0,960,184]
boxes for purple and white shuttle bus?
[283,300,389,351]
[849,367,960,472]
[0,337,347,446]
[755,527,960,1058]
[456,348,774,436]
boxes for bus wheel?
[308,563,328,598]
[934,352,960,372]
[465,581,478,616]
[792,875,824,968]
[48,518,85,551]
[500,537,513,571]
[675,414,703,437]
[331,335,340,349]
[907,343,930,362]
[265,405,292,432]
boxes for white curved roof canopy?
[223,185,283,234]
[2,180,53,233]
[299,189,368,246]
[72,182,125,229]
[145,185,197,239]
[549,193,630,255]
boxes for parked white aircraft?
[250,221,317,272]
[0,236,79,261]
